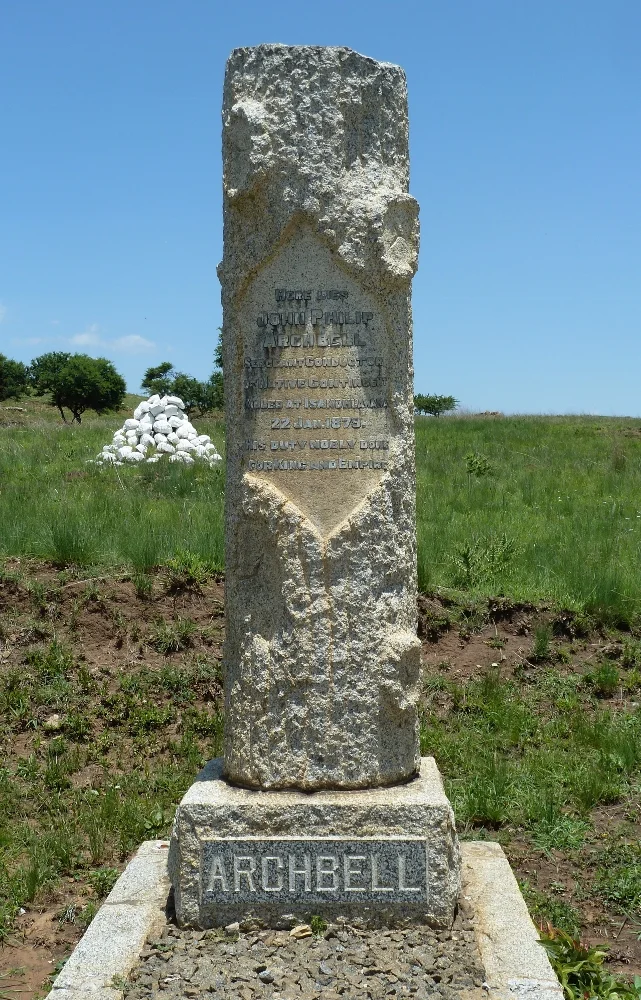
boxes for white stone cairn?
[221,45,421,791]
[93,394,222,467]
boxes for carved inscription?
[244,286,391,475]
[201,839,428,905]
[238,230,393,532]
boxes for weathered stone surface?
[168,757,460,928]
[49,840,170,1000]
[461,842,563,1000]
[221,44,420,791]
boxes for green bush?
[0,354,29,401]
[414,393,458,416]
[541,929,641,1000]
[29,352,126,423]
[141,350,223,416]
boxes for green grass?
[0,631,224,939]
[520,882,583,937]
[416,415,641,625]
[4,407,641,988]
[4,411,641,623]
[0,399,225,573]
[421,664,641,829]
[593,842,641,914]
[420,641,641,955]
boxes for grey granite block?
[221,44,422,791]
[48,840,169,1000]
[168,757,460,928]
[461,841,563,1000]
[105,839,171,905]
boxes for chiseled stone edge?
[461,842,563,1000]
[48,840,170,1000]
[46,835,563,999]
[168,756,460,929]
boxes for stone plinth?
[221,44,421,791]
[168,758,460,929]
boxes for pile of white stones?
[94,395,222,467]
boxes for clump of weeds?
[165,550,214,594]
[132,573,154,600]
[586,661,620,698]
[541,928,641,1000]
[149,617,198,654]
[531,623,553,662]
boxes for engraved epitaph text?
[240,231,392,534]
[202,839,428,905]
[168,49,462,934]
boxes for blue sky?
[1,1,639,414]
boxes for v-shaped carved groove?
[243,471,391,546]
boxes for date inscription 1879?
[244,287,390,476]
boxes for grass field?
[4,402,641,622]
[415,414,641,623]
[2,400,641,996]
[0,397,226,573]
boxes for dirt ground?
[418,593,641,975]
[1,563,640,996]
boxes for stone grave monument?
[169,43,461,929]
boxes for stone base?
[168,757,460,929]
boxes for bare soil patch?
[1,566,640,994]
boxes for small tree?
[207,369,224,411]
[163,370,223,417]
[141,361,174,397]
[141,337,224,417]
[0,354,29,402]
[214,329,223,372]
[29,352,71,396]
[414,393,458,417]
[170,373,211,415]
[30,352,126,423]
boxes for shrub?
[141,342,223,416]
[541,928,641,1000]
[465,452,495,477]
[0,354,29,401]
[414,393,458,417]
[29,352,126,423]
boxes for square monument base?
[168,757,460,929]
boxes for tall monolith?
[221,44,421,791]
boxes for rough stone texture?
[126,904,486,1000]
[49,839,563,1000]
[221,44,421,791]
[460,842,563,1000]
[48,841,170,1000]
[168,757,460,929]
